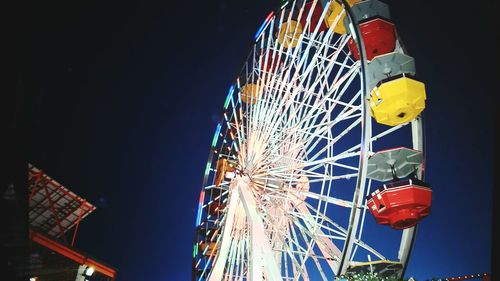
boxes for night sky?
[17,0,494,280]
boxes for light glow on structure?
[211,123,222,147]
[85,267,95,276]
[280,0,289,10]
[198,260,211,281]
[195,190,205,227]
[224,85,234,110]
[254,11,274,41]
[225,171,235,179]
[193,244,198,258]
[442,272,490,281]
[204,161,211,176]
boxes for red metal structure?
[27,164,117,280]
[347,17,396,61]
[367,178,432,229]
[28,164,96,246]
[30,230,117,279]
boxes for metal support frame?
[71,200,87,246]
[208,176,283,281]
[208,181,240,281]
[28,165,96,244]
[28,171,43,203]
[238,176,282,281]
[29,230,117,280]
[41,175,69,244]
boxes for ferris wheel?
[192,0,432,280]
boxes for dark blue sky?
[20,0,494,280]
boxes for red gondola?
[367,178,431,229]
[347,17,396,61]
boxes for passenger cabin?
[347,17,396,61]
[214,158,236,187]
[199,241,218,257]
[367,178,431,229]
[208,201,225,216]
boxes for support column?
[208,182,240,281]
[238,176,282,281]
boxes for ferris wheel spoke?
[253,152,359,179]
[289,211,342,279]
[287,196,342,234]
[291,191,385,263]
[253,29,340,142]
[343,122,410,157]
[297,104,362,136]
[295,224,330,281]
[294,201,344,266]
[227,104,246,155]
[285,187,358,210]
[253,26,307,135]
[287,218,312,280]
[261,193,314,278]
[293,198,348,237]
[300,94,362,161]
[262,151,360,176]
[287,47,357,134]
[351,178,374,260]
[295,41,353,124]
[288,208,347,241]
[350,238,386,261]
[255,148,359,177]
[299,104,360,159]
[263,137,360,176]
[260,206,308,280]
[248,58,358,165]
[254,163,359,183]
[320,116,362,156]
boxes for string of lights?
[332,272,490,281]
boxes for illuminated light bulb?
[85,267,95,276]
